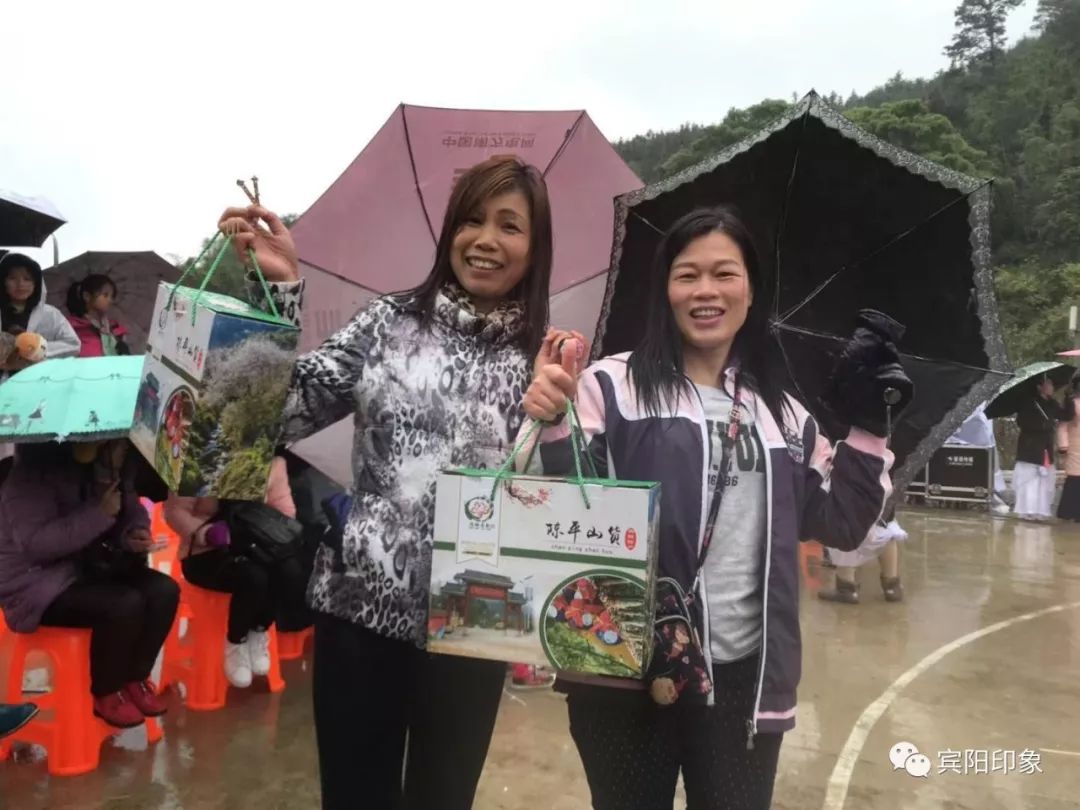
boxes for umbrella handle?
[883,387,902,447]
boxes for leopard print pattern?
[252,277,530,646]
[247,273,305,328]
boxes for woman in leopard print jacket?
[220,156,566,810]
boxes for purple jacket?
[0,459,149,633]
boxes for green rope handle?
[167,232,223,310]
[566,399,599,480]
[186,238,235,324]
[167,232,282,324]
[487,400,598,508]
[568,415,591,509]
[248,250,281,321]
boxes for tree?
[1032,0,1080,49]
[1034,0,1076,29]
[845,72,930,110]
[944,0,1025,68]
[613,124,706,184]
[657,100,792,178]
[994,261,1080,365]
[845,100,993,175]
[177,213,299,300]
[1035,167,1080,258]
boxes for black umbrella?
[983,361,1074,419]
[0,190,66,247]
[593,92,1011,498]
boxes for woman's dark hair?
[405,155,553,357]
[1066,371,1080,421]
[0,252,44,313]
[14,441,72,470]
[66,274,118,317]
[627,205,790,425]
[13,441,139,501]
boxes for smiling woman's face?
[667,230,753,354]
[448,189,532,313]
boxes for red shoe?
[510,663,532,681]
[509,664,555,690]
[124,680,168,717]
[93,691,145,729]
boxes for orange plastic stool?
[0,627,162,776]
[159,581,285,710]
[148,501,169,542]
[277,626,314,661]
[147,503,180,571]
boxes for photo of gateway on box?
[429,570,534,638]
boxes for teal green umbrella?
[0,355,144,443]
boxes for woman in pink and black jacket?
[522,207,911,810]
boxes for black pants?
[312,612,506,810]
[566,655,783,810]
[40,565,179,697]
[181,550,310,644]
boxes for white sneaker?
[247,631,271,677]
[225,640,253,688]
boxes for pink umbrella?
[291,104,641,352]
[289,104,642,484]
[1057,350,1080,357]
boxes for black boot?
[881,576,904,603]
[818,577,859,604]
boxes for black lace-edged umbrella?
[593,92,1011,498]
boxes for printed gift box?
[429,469,660,679]
[130,281,299,499]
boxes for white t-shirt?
[696,383,767,662]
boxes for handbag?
[646,377,744,706]
[219,500,304,566]
[79,537,147,579]
[77,465,147,578]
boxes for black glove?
[823,309,914,438]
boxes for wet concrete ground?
[2,507,1079,809]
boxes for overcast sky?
[2,0,1037,267]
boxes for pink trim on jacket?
[66,313,128,357]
